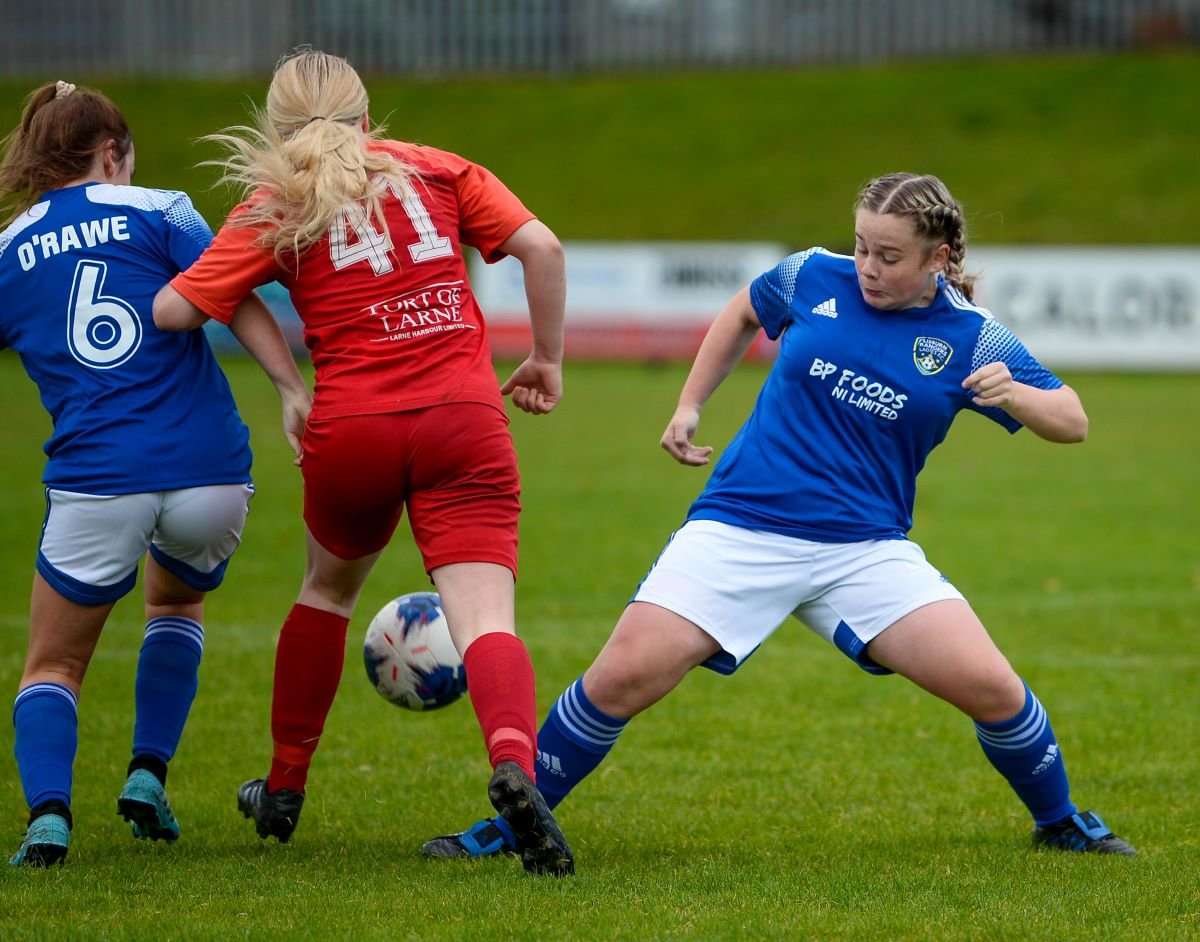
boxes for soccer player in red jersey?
[153,49,571,875]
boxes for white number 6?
[67,260,142,369]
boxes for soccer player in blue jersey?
[423,171,1136,861]
[0,81,309,866]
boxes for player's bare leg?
[583,601,722,719]
[868,600,1135,855]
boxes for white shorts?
[37,484,254,605]
[633,519,964,675]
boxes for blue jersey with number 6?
[0,182,251,493]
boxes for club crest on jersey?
[913,336,953,375]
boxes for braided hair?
[854,172,977,302]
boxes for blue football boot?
[117,768,180,842]
[421,815,517,859]
[10,812,70,867]
[1032,810,1136,856]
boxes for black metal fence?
[2,0,1197,79]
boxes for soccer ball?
[362,592,467,711]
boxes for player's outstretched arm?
[225,293,311,463]
[497,220,564,415]
[154,285,311,462]
[661,286,761,466]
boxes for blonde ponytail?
[207,49,413,263]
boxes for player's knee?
[583,656,670,719]
[21,654,90,689]
[300,568,366,612]
[964,668,1026,723]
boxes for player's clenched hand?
[661,405,713,466]
[281,386,311,466]
[501,357,562,415]
[963,361,1017,409]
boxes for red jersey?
[171,141,535,421]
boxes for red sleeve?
[388,142,534,264]
[454,159,536,263]
[171,210,281,324]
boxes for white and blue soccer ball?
[363,592,467,711]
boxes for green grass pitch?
[0,355,1196,940]
[1,46,1198,942]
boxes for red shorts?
[300,403,521,575]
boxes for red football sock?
[267,604,350,793]
[463,632,538,780]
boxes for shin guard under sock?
[463,632,538,780]
[268,604,349,793]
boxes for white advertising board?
[970,246,1200,370]
[210,244,1200,371]
[471,241,787,360]
[474,242,1200,368]
[472,240,787,320]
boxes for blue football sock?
[13,683,78,810]
[534,677,629,810]
[132,617,204,765]
[975,681,1075,826]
